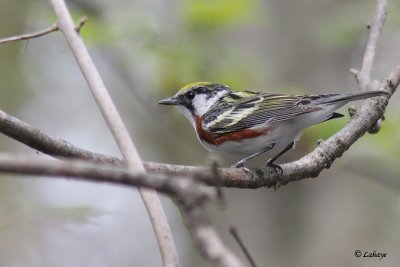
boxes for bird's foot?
[231,162,254,180]
[266,160,283,175]
[231,163,251,174]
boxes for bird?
[159,82,387,169]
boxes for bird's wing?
[203,92,323,134]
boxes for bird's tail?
[315,90,388,105]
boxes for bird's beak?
[158,96,181,105]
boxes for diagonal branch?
[352,0,388,89]
[49,0,179,266]
[229,226,259,267]
[178,203,243,267]
[360,0,387,81]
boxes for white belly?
[198,122,301,156]
[196,107,337,156]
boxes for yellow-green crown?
[179,81,213,92]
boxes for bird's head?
[159,82,231,120]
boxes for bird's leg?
[231,144,275,168]
[265,141,295,173]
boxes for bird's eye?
[187,91,195,100]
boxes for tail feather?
[314,91,388,105]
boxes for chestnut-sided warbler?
[159,82,387,168]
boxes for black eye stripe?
[184,87,208,100]
[193,87,207,94]
[183,84,230,105]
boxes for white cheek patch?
[192,94,210,116]
[192,90,228,116]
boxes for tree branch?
[0,65,398,190]
[164,66,400,189]
[0,154,213,200]
[0,95,241,266]
[352,0,387,89]
[0,24,58,44]
[0,0,396,265]
[0,153,245,267]
[229,226,258,267]
[0,17,87,45]
[0,109,119,163]
[178,203,243,267]
[49,0,178,266]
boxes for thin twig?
[353,0,388,134]
[0,24,58,44]
[0,16,87,45]
[75,16,88,33]
[48,1,179,266]
[356,0,388,89]
[229,226,258,267]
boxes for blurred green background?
[0,0,399,266]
